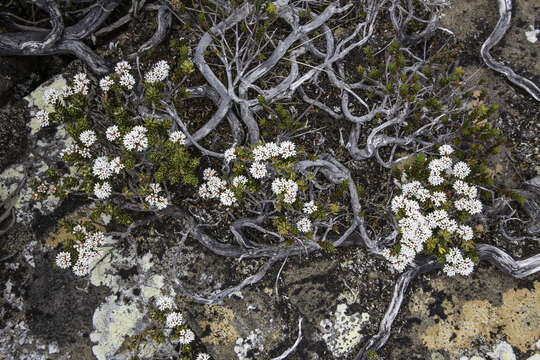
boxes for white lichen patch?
[90,295,144,360]
[234,329,264,360]
[319,303,370,357]
[89,240,167,360]
[0,75,79,224]
[25,75,67,134]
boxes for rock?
[90,295,144,360]
[527,355,540,360]
[320,303,369,358]
[471,356,485,360]
[0,104,30,172]
[487,342,515,360]
[431,352,445,360]
[536,339,540,350]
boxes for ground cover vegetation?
[0,0,539,359]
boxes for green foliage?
[366,350,379,360]
[258,103,305,137]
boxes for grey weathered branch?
[480,0,540,101]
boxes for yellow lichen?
[199,305,238,346]
[419,281,540,354]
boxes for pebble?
[527,355,540,360]
[471,356,485,360]
[536,339,540,350]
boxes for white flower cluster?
[92,156,124,180]
[176,329,195,345]
[382,145,481,274]
[296,217,312,233]
[303,200,318,215]
[224,146,236,162]
[106,125,120,141]
[35,110,49,128]
[145,60,170,84]
[94,182,112,199]
[55,252,71,269]
[246,141,296,179]
[145,183,169,210]
[123,125,148,151]
[442,247,474,276]
[72,73,90,95]
[43,88,61,105]
[198,169,237,207]
[91,156,123,200]
[115,60,131,74]
[99,61,135,92]
[99,75,114,92]
[169,130,186,145]
[114,61,135,90]
[80,130,97,147]
[249,162,267,179]
[271,178,298,204]
[232,175,248,187]
[453,180,482,214]
[155,295,175,311]
[119,72,135,89]
[165,312,184,328]
[42,74,83,106]
[56,226,105,276]
[252,141,296,162]
[196,353,211,360]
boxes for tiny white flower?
[43,88,60,105]
[165,312,184,328]
[249,162,267,179]
[99,75,114,92]
[224,146,236,163]
[119,72,135,89]
[61,85,73,98]
[232,175,248,187]
[114,61,131,74]
[177,329,195,344]
[219,189,236,207]
[80,130,97,147]
[92,156,112,180]
[149,183,162,194]
[35,110,49,128]
[196,353,211,360]
[78,147,92,159]
[55,252,71,269]
[303,200,318,215]
[453,161,471,179]
[94,182,112,199]
[106,125,120,141]
[297,217,312,233]
[279,141,296,158]
[203,168,217,181]
[169,131,186,145]
[109,157,124,174]
[155,295,175,311]
[438,144,454,156]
